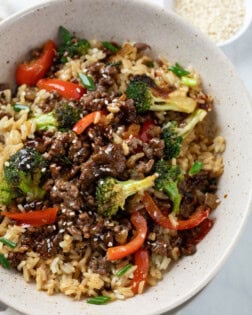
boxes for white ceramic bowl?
[0,1,252,314]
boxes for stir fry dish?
[0,26,225,303]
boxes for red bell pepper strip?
[107,212,147,261]
[142,192,210,230]
[187,218,215,245]
[37,78,85,100]
[2,207,58,227]
[139,120,156,142]
[72,110,104,135]
[131,248,150,294]
[16,40,56,86]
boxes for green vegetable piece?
[102,41,120,52]
[72,39,90,55]
[154,160,183,214]
[58,26,90,63]
[116,264,133,277]
[145,61,154,68]
[3,147,47,203]
[126,78,196,114]
[13,104,30,112]
[181,76,197,87]
[59,26,72,45]
[189,161,203,176]
[0,253,10,269]
[78,73,96,90]
[168,63,190,77]
[162,109,207,160]
[0,237,17,249]
[32,104,80,131]
[96,174,157,217]
[0,179,16,205]
[86,296,111,305]
[106,61,122,67]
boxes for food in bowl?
[0,26,225,303]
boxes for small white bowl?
[163,0,252,47]
[219,0,252,47]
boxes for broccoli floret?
[162,108,207,160]
[96,174,158,217]
[0,179,16,205]
[2,147,47,203]
[126,79,196,114]
[58,26,90,63]
[154,160,183,214]
[33,104,80,131]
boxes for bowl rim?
[0,0,252,314]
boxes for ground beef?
[80,143,126,189]
[85,61,120,89]
[180,243,197,256]
[147,225,180,258]
[20,225,64,258]
[47,131,76,160]
[88,253,111,275]
[80,86,113,113]
[142,138,165,159]
[50,179,82,211]
[24,87,37,102]
[26,132,54,154]
[0,111,11,119]
[134,42,151,52]
[115,99,137,124]
[0,135,5,144]
[179,172,217,218]
[8,252,27,269]
[87,124,113,147]
[68,137,91,164]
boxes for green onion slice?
[86,296,111,305]
[116,264,133,277]
[59,25,72,45]
[13,104,30,112]
[0,253,10,269]
[0,237,17,249]
[168,63,190,77]
[78,73,96,90]
[102,41,120,52]
[145,61,154,68]
[106,61,122,67]
[189,161,203,176]
[181,76,197,87]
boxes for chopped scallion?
[78,73,96,90]
[13,104,30,112]
[189,161,203,176]
[181,76,197,87]
[145,61,154,68]
[59,25,72,45]
[102,41,120,52]
[168,63,190,77]
[106,61,122,67]
[0,237,17,249]
[0,253,10,269]
[86,296,111,305]
[115,264,133,277]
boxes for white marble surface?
[0,1,251,314]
